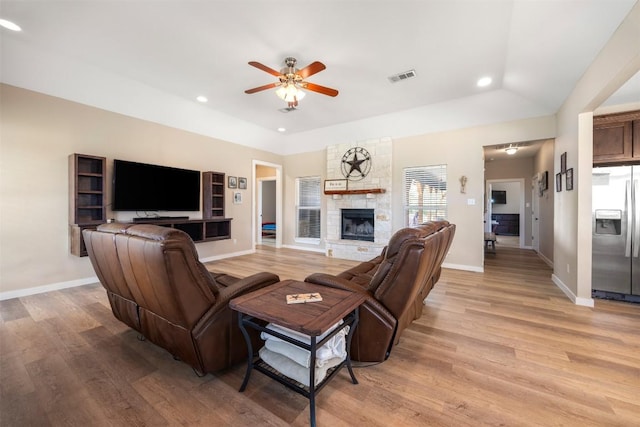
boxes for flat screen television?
[112,159,200,211]
[491,190,507,204]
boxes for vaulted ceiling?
[1,1,638,155]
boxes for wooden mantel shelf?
[324,188,386,195]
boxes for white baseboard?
[0,249,257,301]
[442,262,484,273]
[537,251,554,268]
[199,248,255,263]
[281,244,326,254]
[552,274,594,307]
[0,276,98,301]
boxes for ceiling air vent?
[388,69,417,83]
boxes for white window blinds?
[403,165,447,226]
[296,176,321,239]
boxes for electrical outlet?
[233,239,237,244]
[566,263,570,273]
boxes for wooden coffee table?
[229,279,366,427]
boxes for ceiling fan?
[244,57,339,108]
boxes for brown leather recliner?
[305,221,455,362]
[83,223,280,375]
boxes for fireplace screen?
[341,209,374,242]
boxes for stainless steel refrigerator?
[592,165,640,301]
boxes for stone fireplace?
[341,209,375,242]
[325,137,392,261]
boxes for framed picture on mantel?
[324,179,348,192]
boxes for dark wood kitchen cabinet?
[593,110,640,165]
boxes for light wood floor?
[494,234,519,248]
[1,246,639,426]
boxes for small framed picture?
[556,172,562,192]
[560,152,567,174]
[541,171,549,190]
[238,177,247,189]
[566,168,574,191]
[228,176,237,188]
[233,192,242,204]
[324,179,348,192]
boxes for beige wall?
[534,139,555,262]
[0,81,556,297]
[490,182,522,215]
[554,2,640,303]
[0,84,282,294]
[277,117,556,271]
[392,116,555,271]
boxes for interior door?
[259,179,277,243]
[486,182,493,232]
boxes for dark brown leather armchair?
[305,221,455,362]
[83,223,280,375]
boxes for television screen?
[112,160,200,211]
[491,190,506,204]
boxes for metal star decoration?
[341,147,372,181]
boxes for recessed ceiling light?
[0,19,22,32]
[477,76,492,87]
[196,95,208,103]
[277,127,286,132]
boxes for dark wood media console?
[71,218,232,257]
[130,217,232,243]
[491,213,519,236]
[69,154,233,257]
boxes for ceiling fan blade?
[303,82,339,97]
[297,61,326,79]
[244,82,278,94]
[248,61,282,77]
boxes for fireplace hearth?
[341,209,375,242]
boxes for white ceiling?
[1,1,638,155]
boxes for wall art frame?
[238,177,247,189]
[566,168,574,191]
[560,152,567,174]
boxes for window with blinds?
[403,165,447,226]
[295,176,321,240]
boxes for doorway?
[486,179,526,249]
[253,160,282,248]
[531,178,540,252]
[258,178,276,245]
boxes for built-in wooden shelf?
[324,188,386,195]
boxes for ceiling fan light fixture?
[505,145,518,155]
[276,83,305,103]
